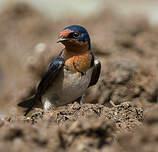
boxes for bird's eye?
[73,32,80,38]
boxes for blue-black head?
[57,25,91,50]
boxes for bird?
[18,25,101,116]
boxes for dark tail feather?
[24,102,35,116]
[18,96,37,116]
[18,96,35,108]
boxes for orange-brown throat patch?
[64,41,89,52]
[63,49,92,74]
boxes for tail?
[18,95,37,116]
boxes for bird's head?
[57,25,91,51]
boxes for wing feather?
[88,59,101,87]
[18,51,64,116]
[37,55,64,96]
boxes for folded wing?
[18,52,65,116]
[88,59,101,87]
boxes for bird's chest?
[64,52,92,74]
[62,66,93,91]
[60,52,92,97]
[43,51,93,104]
[43,66,93,106]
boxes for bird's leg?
[42,95,59,110]
[110,100,117,107]
[43,99,53,110]
[76,95,84,104]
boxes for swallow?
[18,25,101,116]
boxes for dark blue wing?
[88,59,101,87]
[18,51,64,116]
[37,51,64,96]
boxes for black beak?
[57,38,71,43]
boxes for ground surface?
[0,3,158,152]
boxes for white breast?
[62,67,93,96]
[42,66,93,106]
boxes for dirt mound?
[0,102,143,152]
[115,107,158,152]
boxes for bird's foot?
[110,100,118,107]
[43,100,53,110]
[76,95,84,104]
